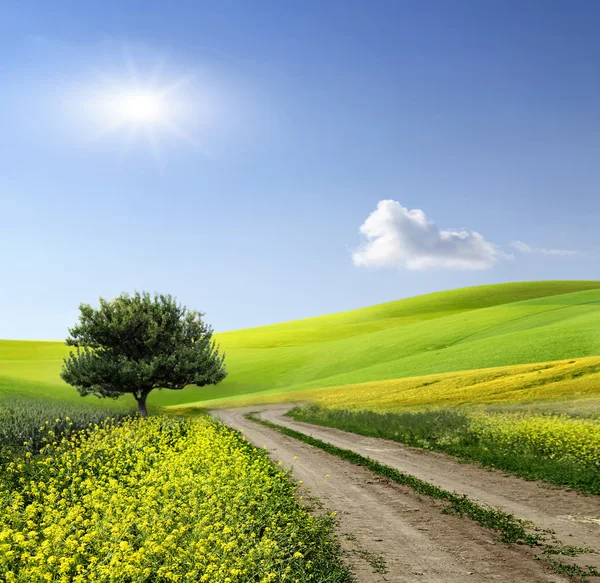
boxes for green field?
[2,281,600,410]
[200,356,600,412]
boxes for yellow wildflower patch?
[202,356,600,411]
[469,412,600,467]
[0,417,347,583]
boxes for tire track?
[214,406,571,582]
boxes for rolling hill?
[2,280,600,408]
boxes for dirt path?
[213,406,581,582]
[254,405,600,567]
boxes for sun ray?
[82,51,205,168]
[118,124,139,160]
[145,126,165,174]
[159,74,195,98]
[89,116,129,141]
[149,53,168,89]
[121,44,141,86]
[161,120,199,148]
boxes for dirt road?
[213,405,600,582]
[254,406,600,560]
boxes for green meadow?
[2,280,600,410]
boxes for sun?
[81,50,200,167]
[112,90,166,125]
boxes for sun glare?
[114,90,166,125]
[77,50,208,167]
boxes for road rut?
[255,405,600,565]
[213,406,600,582]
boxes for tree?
[61,292,227,416]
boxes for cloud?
[510,240,578,256]
[352,200,511,270]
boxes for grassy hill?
[201,356,600,413]
[2,280,600,409]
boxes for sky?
[1,0,599,339]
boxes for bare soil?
[213,406,600,582]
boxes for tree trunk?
[136,390,151,417]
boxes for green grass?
[2,281,600,409]
[1,415,351,583]
[0,397,135,454]
[200,356,600,411]
[248,413,600,582]
[246,413,540,546]
[186,281,600,406]
[288,405,600,494]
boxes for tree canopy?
[61,292,227,415]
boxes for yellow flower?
[1,415,342,582]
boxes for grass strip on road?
[288,405,600,495]
[246,413,538,545]
[246,413,600,582]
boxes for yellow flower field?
[180,356,600,492]
[201,356,600,412]
[0,416,348,583]
[289,403,600,492]
[469,412,600,468]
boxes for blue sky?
[1,0,599,339]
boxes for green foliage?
[535,556,600,582]
[0,397,133,489]
[3,281,600,408]
[0,398,133,454]
[246,413,539,546]
[248,413,600,581]
[289,405,472,448]
[351,549,387,574]
[184,281,600,405]
[60,292,227,414]
[1,415,350,583]
[288,405,600,494]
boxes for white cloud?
[352,200,511,270]
[510,240,578,256]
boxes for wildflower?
[0,415,342,582]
